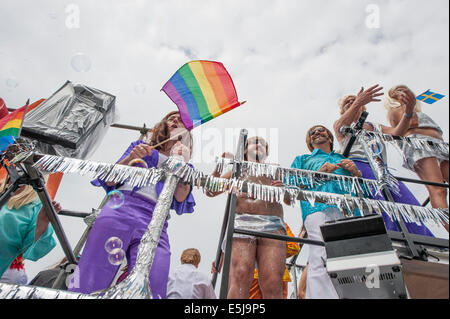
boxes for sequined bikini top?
[414,112,443,136]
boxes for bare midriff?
[235,175,283,219]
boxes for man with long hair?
[289,125,361,298]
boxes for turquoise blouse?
[0,200,56,277]
[289,149,361,222]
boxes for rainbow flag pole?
[162,60,244,131]
[17,98,30,138]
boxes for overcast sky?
[1,0,448,297]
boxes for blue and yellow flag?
[416,90,445,104]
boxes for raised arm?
[381,89,416,136]
[34,200,61,242]
[333,85,384,141]
[205,152,234,197]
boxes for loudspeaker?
[320,214,408,299]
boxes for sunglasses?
[309,127,326,137]
[247,140,267,148]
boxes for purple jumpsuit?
[68,141,196,298]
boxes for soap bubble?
[108,248,125,266]
[106,190,125,209]
[71,53,91,72]
[104,236,123,253]
[5,78,19,89]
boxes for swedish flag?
[416,90,445,104]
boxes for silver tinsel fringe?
[24,152,449,226]
[0,282,94,299]
[342,126,449,162]
[33,154,164,188]
[214,157,378,197]
[358,131,401,197]
[167,157,448,226]
[362,128,449,156]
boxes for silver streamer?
[99,161,181,299]
[21,151,449,230]
[0,282,94,299]
[297,189,448,226]
[152,157,448,226]
[214,157,377,197]
[33,154,164,188]
[342,126,449,166]
[83,208,101,226]
[360,128,449,156]
[358,131,400,197]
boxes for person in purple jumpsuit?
[333,85,434,236]
[68,111,195,298]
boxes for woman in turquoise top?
[0,177,60,278]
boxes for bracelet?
[403,111,415,119]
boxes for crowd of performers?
[0,84,448,299]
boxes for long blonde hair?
[384,85,422,113]
[0,174,49,210]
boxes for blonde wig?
[0,174,49,210]
[338,94,367,115]
[384,85,422,113]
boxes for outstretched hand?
[354,84,384,106]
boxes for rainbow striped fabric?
[0,105,27,151]
[162,60,242,130]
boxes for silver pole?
[219,129,247,299]
[100,167,180,299]
[23,163,77,265]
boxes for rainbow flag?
[161,60,243,130]
[0,105,27,151]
